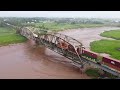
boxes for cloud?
[0,11,120,18]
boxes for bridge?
[12,26,120,78]
[19,27,87,68]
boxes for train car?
[80,49,120,72]
[81,49,100,63]
[102,57,120,71]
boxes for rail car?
[102,57,120,71]
[81,50,100,63]
[80,49,120,72]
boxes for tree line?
[0,17,120,27]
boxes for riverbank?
[0,27,27,46]
[90,30,120,60]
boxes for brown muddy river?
[0,40,89,79]
[0,26,120,79]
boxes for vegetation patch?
[100,30,120,40]
[85,68,100,78]
[90,39,120,60]
[91,30,120,60]
[85,68,118,79]
[117,48,120,51]
[0,27,27,46]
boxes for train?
[56,39,120,72]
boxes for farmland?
[0,27,27,46]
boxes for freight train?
[56,39,120,72]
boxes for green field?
[33,22,103,32]
[100,30,120,40]
[90,39,120,60]
[85,68,118,79]
[90,30,120,60]
[85,68,100,78]
[0,27,27,46]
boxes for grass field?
[0,27,27,46]
[33,22,104,32]
[85,68,117,79]
[90,30,120,60]
[90,39,120,60]
[100,30,120,40]
[85,68,100,78]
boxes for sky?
[0,11,120,18]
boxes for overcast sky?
[0,11,120,18]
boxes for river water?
[0,26,120,79]
[0,40,89,79]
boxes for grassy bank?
[0,27,27,46]
[85,68,118,79]
[100,30,120,40]
[85,68,100,78]
[90,30,120,60]
[90,39,120,60]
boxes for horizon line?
[0,16,120,19]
